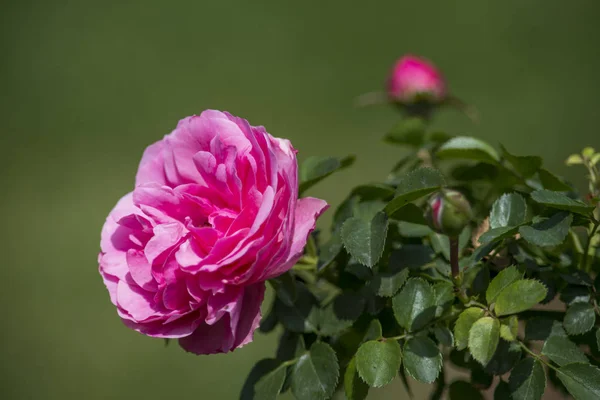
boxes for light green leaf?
[299,155,355,194]
[385,168,445,215]
[486,266,524,304]
[508,358,546,400]
[530,190,594,215]
[501,145,542,178]
[490,193,528,228]
[468,317,500,366]
[341,211,388,268]
[541,335,588,366]
[384,117,426,147]
[370,267,409,297]
[500,316,519,341]
[454,307,485,350]
[291,342,339,400]
[557,363,600,400]
[344,357,369,400]
[403,336,442,383]
[437,136,500,164]
[449,381,484,400]
[392,278,435,331]
[494,280,547,316]
[355,340,402,388]
[519,212,573,247]
[564,302,596,335]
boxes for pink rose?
[99,110,328,354]
[387,55,446,103]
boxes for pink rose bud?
[98,110,328,355]
[387,55,446,104]
[425,190,472,237]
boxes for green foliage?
[468,317,500,366]
[454,307,485,350]
[392,278,435,331]
[436,136,500,164]
[490,193,528,229]
[493,280,547,316]
[557,363,600,400]
[355,340,402,387]
[344,358,369,400]
[509,358,546,400]
[341,211,388,267]
[563,302,596,335]
[385,168,445,215]
[403,336,442,383]
[299,155,355,194]
[291,342,339,400]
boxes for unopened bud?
[387,55,446,104]
[425,190,472,237]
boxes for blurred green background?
[2,1,599,399]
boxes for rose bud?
[99,110,328,355]
[387,55,446,104]
[425,189,472,237]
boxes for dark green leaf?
[344,357,369,400]
[389,245,435,270]
[403,336,443,383]
[392,278,435,331]
[525,318,567,341]
[255,364,287,400]
[538,169,572,191]
[274,285,319,333]
[494,279,547,316]
[299,155,355,194]
[318,293,365,337]
[362,319,383,343]
[541,335,588,366]
[389,203,429,225]
[564,302,596,335]
[317,231,343,271]
[341,211,388,267]
[485,340,522,375]
[270,272,297,307]
[560,285,591,305]
[478,226,521,245]
[291,342,339,400]
[469,317,501,366]
[434,325,455,347]
[240,359,282,400]
[355,340,402,387]
[259,305,278,333]
[384,117,426,147]
[557,363,600,400]
[501,145,542,178]
[494,380,512,400]
[385,168,445,215]
[486,266,523,304]
[276,331,305,362]
[449,380,484,400]
[490,193,528,228]
[596,328,600,352]
[508,358,546,400]
[471,368,494,390]
[432,282,455,317]
[455,307,485,350]
[371,267,409,297]
[351,183,396,201]
[530,190,594,215]
[436,136,500,164]
[519,212,573,247]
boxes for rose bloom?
[99,110,328,354]
[387,55,446,103]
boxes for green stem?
[518,341,560,373]
[582,220,599,272]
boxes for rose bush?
[99,110,328,354]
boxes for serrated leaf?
[344,357,369,400]
[494,280,547,316]
[392,278,435,331]
[274,285,319,333]
[255,364,287,400]
[299,155,355,194]
[485,340,523,375]
[560,285,591,305]
[501,145,542,178]
[362,319,383,343]
[341,211,388,267]
[469,317,501,366]
[434,325,455,347]
[478,225,521,245]
[490,193,528,228]
[486,266,524,304]
[524,318,567,341]
[541,335,588,366]
[370,267,409,297]
[351,183,396,201]
[508,358,546,400]
[240,359,282,400]
[564,302,596,335]
[389,203,429,225]
[437,136,500,164]
[385,168,445,215]
[384,117,426,147]
[557,363,600,400]
[403,336,442,383]
[530,190,594,215]
[433,282,455,317]
[538,169,572,191]
[449,380,484,400]
[291,342,339,400]
[500,316,519,341]
[318,293,365,336]
[317,231,343,271]
[355,340,402,387]
[455,308,486,350]
[519,212,573,247]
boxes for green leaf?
[486,266,524,304]
[468,317,501,366]
[455,308,486,350]
[392,278,435,331]
[501,145,542,178]
[370,267,409,297]
[362,319,383,343]
[596,328,600,352]
[557,363,600,400]
[276,331,305,362]
[291,342,339,400]
[519,212,573,247]
[500,316,519,341]
[508,358,546,400]
[351,183,396,201]
[389,244,435,270]
[525,318,567,341]
[274,285,319,333]
[564,302,596,335]
[355,340,402,387]
[434,325,455,347]
[478,225,521,245]
[318,293,364,336]
[385,168,445,215]
[437,136,500,164]
[541,335,588,366]
[538,168,572,191]
[269,272,297,307]
[317,231,343,271]
[403,336,443,383]
[389,203,429,225]
[494,280,547,316]
[384,117,426,147]
[344,358,369,400]
[240,359,282,400]
[449,381,484,400]
[530,190,594,215]
[341,211,388,267]
[485,340,523,376]
[433,282,455,317]
[490,193,528,228]
[494,380,512,400]
[255,364,287,400]
[299,155,355,194]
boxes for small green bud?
[425,189,472,237]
